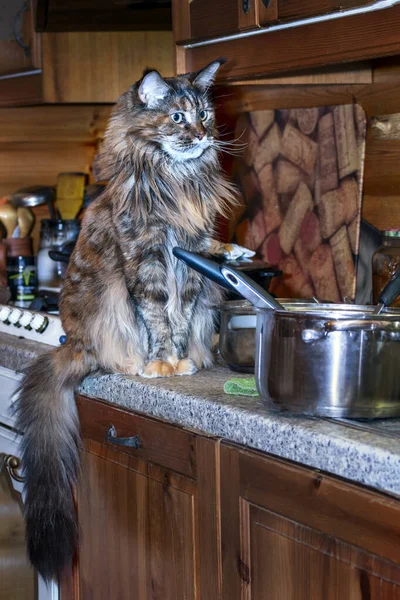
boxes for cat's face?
[123,61,222,163]
[158,93,216,161]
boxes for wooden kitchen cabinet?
[0,0,173,106]
[0,27,173,106]
[57,396,400,599]
[173,0,278,43]
[174,0,400,81]
[278,0,373,21]
[220,443,400,599]
[0,0,41,78]
[60,396,220,600]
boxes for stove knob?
[9,308,23,326]
[31,314,49,333]
[0,306,12,323]
[20,311,34,329]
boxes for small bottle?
[372,229,400,307]
[7,256,37,309]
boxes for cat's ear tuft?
[138,70,170,107]
[192,59,225,91]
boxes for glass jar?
[37,219,80,292]
[372,229,400,307]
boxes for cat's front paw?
[141,360,175,378]
[208,240,256,260]
[176,358,198,376]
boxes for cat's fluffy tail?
[14,343,93,581]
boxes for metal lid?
[10,186,55,208]
[222,299,400,318]
[383,229,400,238]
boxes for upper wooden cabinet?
[33,0,172,32]
[174,0,278,43]
[278,0,374,21]
[0,1,41,78]
[174,0,379,44]
[0,20,173,105]
[176,0,400,81]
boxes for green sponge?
[223,377,259,397]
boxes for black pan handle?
[106,425,142,449]
[379,270,400,307]
[173,247,234,291]
[48,250,70,263]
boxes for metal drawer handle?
[13,1,31,58]
[106,425,142,449]
[0,454,25,482]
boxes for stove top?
[0,304,64,346]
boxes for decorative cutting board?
[232,104,367,302]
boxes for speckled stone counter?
[2,332,400,497]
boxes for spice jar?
[372,229,400,307]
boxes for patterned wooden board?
[232,104,367,302]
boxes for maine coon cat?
[15,60,239,580]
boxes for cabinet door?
[61,396,220,600]
[0,0,41,77]
[220,444,400,599]
[185,3,400,80]
[279,0,374,21]
[76,442,195,599]
[174,0,278,43]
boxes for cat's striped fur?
[15,60,236,580]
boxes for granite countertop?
[1,332,400,497]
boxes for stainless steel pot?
[219,299,316,373]
[174,247,400,419]
[255,304,400,418]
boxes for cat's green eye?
[171,112,184,124]
[199,109,208,122]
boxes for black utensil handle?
[106,425,142,449]
[48,250,70,263]
[379,270,400,307]
[173,247,233,291]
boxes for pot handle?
[324,319,400,333]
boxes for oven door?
[0,379,59,600]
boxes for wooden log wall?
[217,57,400,234]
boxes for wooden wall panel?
[231,62,372,86]
[0,104,111,250]
[0,106,111,143]
[0,144,95,196]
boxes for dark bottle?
[7,256,37,308]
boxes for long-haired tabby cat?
[15,60,238,580]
